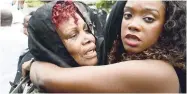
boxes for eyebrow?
[124,6,160,16]
[65,26,77,32]
[144,8,159,15]
[124,6,132,12]
[64,21,88,33]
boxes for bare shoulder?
[125,60,177,76]
[114,60,179,92]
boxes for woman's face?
[121,0,166,53]
[23,15,31,36]
[57,13,97,66]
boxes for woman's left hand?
[22,58,34,77]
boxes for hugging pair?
[15,0,186,93]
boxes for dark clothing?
[9,51,33,92]
[101,1,186,93]
[101,1,127,65]
[175,67,186,93]
[28,1,106,67]
[10,1,107,93]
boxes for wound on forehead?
[52,1,78,28]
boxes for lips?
[124,34,141,47]
[83,44,97,59]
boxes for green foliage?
[25,0,45,7]
[96,0,116,13]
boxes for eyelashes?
[123,12,132,20]
[143,17,155,23]
[123,12,156,23]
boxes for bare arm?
[30,60,179,93]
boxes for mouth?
[124,34,141,47]
[83,46,97,59]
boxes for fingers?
[22,60,30,77]
[22,67,26,77]
[22,58,34,77]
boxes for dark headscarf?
[101,1,186,93]
[101,1,127,64]
[28,0,106,67]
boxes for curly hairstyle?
[52,0,78,27]
[108,1,186,71]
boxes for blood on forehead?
[52,1,78,28]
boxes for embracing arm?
[30,60,179,93]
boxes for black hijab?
[101,1,127,64]
[28,0,106,67]
[101,1,186,93]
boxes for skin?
[30,60,179,92]
[121,0,165,53]
[23,1,179,93]
[56,13,97,66]
[22,13,98,76]
[23,15,31,36]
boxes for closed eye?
[69,31,78,39]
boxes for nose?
[81,32,95,45]
[128,18,142,32]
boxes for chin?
[123,43,145,53]
[124,46,143,54]
[81,58,98,66]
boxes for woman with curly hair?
[22,0,185,93]
[107,1,186,70]
[105,1,186,92]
